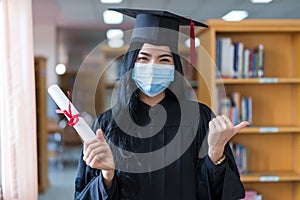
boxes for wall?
[33,24,58,119]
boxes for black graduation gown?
[74,94,245,200]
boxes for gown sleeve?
[196,103,245,200]
[74,111,119,200]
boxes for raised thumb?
[96,129,106,141]
[233,121,249,134]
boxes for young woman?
[74,8,248,200]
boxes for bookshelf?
[197,19,300,200]
[59,54,106,116]
[34,57,49,192]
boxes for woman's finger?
[96,129,106,142]
[85,145,108,165]
[83,138,98,155]
[212,117,223,133]
[216,115,227,129]
[222,115,233,126]
[233,121,250,134]
[209,120,216,132]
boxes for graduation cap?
[108,8,208,65]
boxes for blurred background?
[33,0,300,199]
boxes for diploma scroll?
[48,84,97,142]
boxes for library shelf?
[197,19,300,200]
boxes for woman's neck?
[138,90,165,107]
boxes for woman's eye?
[160,58,171,63]
[137,57,149,62]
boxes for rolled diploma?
[48,84,96,142]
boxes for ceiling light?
[100,0,123,4]
[222,10,249,22]
[55,64,66,75]
[251,0,273,3]
[106,29,124,40]
[108,38,124,48]
[184,38,201,48]
[103,10,123,24]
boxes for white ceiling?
[33,0,300,26]
[32,0,300,56]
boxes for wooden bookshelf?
[216,78,300,84]
[34,57,49,193]
[241,171,300,182]
[239,126,300,134]
[59,55,106,117]
[197,19,300,200]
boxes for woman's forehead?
[139,43,171,54]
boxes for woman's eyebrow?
[138,52,151,56]
[138,52,172,59]
[158,54,172,58]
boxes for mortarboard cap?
[109,8,208,64]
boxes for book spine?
[231,92,241,123]
[216,37,222,78]
[234,43,239,78]
[243,49,250,78]
[228,44,235,78]
[257,44,264,78]
[221,38,232,78]
[220,97,231,117]
[238,42,244,78]
[249,48,254,78]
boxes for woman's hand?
[208,115,249,163]
[83,129,115,187]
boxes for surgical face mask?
[132,63,175,97]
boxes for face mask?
[132,63,175,97]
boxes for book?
[230,142,248,174]
[243,49,250,78]
[249,48,255,78]
[220,97,231,117]
[231,92,241,123]
[256,44,264,78]
[241,96,252,124]
[220,37,233,78]
[237,42,244,78]
[216,37,222,77]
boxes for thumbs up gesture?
[208,115,249,163]
[83,129,115,187]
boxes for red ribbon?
[56,91,80,127]
[190,19,196,66]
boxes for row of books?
[230,143,263,199]
[216,37,264,79]
[219,92,252,125]
[230,142,248,175]
[241,190,263,200]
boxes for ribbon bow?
[56,91,80,127]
